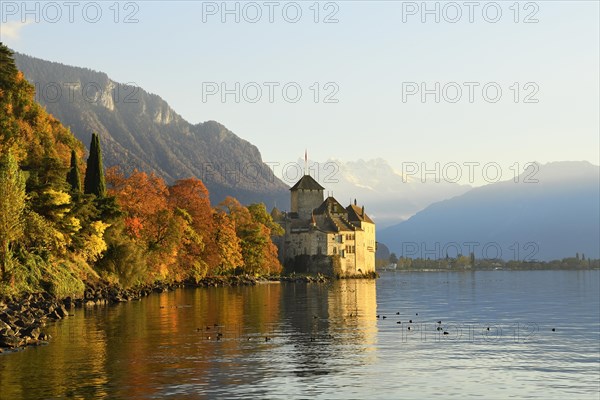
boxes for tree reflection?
[0,281,376,398]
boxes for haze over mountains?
[379,161,600,261]
[14,52,289,207]
[307,158,471,228]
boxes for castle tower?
[290,175,324,219]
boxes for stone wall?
[291,189,323,219]
[284,254,334,275]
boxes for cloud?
[1,20,32,42]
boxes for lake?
[1,270,598,399]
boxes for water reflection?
[279,280,378,378]
[0,280,377,399]
[2,271,598,399]
[0,307,111,399]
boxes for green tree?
[389,252,398,264]
[248,203,284,236]
[0,43,18,92]
[83,133,106,197]
[454,255,471,268]
[97,221,148,287]
[66,149,82,193]
[0,150,26,279]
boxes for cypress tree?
[67,149,82,193]
[83,133,106,197]
[0,43,18,91]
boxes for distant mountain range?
[13,52,289,207]
[378,161,600,261]
[306,158,471,228]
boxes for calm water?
[1,270,599,399]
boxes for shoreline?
[378,266,600,272]
[0,273,376,353]
[5,267,593,353]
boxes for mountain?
[307,158,471,228]
[378,161,600,261]
[13,52,289,207]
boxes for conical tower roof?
[289,175,325,191]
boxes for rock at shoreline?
[0,273,370,352]
[0,292,68,351]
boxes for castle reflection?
[0,280,377,399]
[280,279,378,377]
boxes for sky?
[1,1,598,185]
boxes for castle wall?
[360,222,376,273]
[291,189,323,219]
[283,228,328,260]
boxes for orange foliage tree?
[212,210,244,274]
[106,167,179,279]
[168,178,214,279]
[107,170,283,280]
[219,197,282,275]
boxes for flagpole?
[304,149,307,176]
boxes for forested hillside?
[13,51,289,207]
[0,44,282,299]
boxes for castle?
[272,174,376,276]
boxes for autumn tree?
[247,203,283,274]
[168,178,214,278]
[168,178,213,237]
[0,45,105,297]
[106,167,180,280]
[219,197,282,275]
[107,167,170,245]
[212,210,244,274]
[0,150,26,279]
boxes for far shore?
[377,267,599,272]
